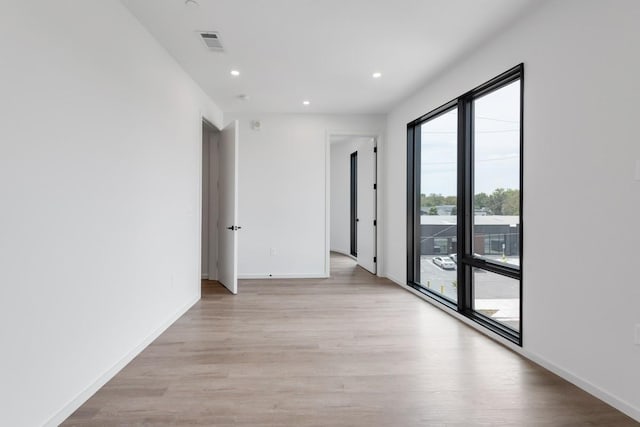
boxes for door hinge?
[373,257,377,263]
[373,146,377,153]
[373,183,377,190]
[373,220,377,226]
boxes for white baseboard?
[385,273,405,287]
[45,295,200,427]
[239,273,329,279]
[383,274,640,422]
[523,351,639,422]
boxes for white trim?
[524,352,639,422]
[385,273,405,288]
[45,296,200,427]
[375,135,384,277]
[198,113,206,294]
[239,273,329,279]
[384,274,640,422]
[324,132,331,278]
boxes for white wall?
[383,0,640,420]
[226,114,385,278]
[0,1,223,426]
[330,138,361,255]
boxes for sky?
[420,80,520,197]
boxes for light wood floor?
[64,253,637,426]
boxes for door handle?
[226,226,242,231]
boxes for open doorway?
[201,121,220,282]
[201,119,240,294]
[329,134,377,276]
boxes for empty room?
[1,0,639,426]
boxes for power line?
[422,154,518,165]
[476,116,519,123]
[422,129,518,134]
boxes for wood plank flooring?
[64,253,638,426]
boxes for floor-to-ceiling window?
[407,64,523,344]
[417,107,459,303]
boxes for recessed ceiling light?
[303,100,310,106]
[230,70,240,77]
[372,72,382,79]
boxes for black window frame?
[407,64,524,345]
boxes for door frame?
[325,130,382,277]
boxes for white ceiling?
[121,0,541,114]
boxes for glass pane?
[473,269,520,331]
[418,108,458,302]
[473,80,521,269]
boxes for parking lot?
[419,255,520,330]
[419,256,458,300]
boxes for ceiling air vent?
[198,32,223,51]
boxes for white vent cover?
[198,32,223,51]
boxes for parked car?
[433,256,456,270]
[449,254,457,264]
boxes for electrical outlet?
[635,324,640,345]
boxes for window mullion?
[456,98,465,311]
[458,96,474,313]
[412,128,422,283]
[406,126,415,284]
